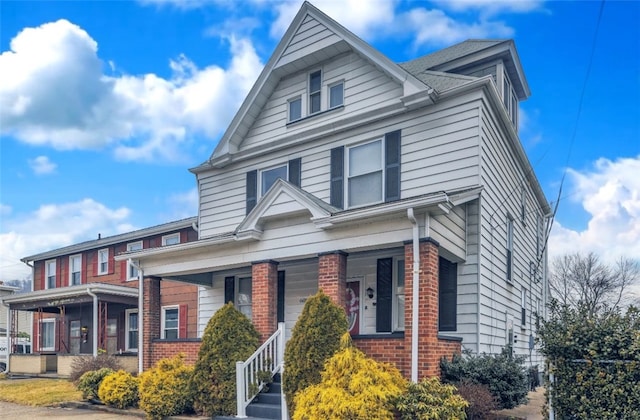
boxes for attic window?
[502,71,518,128]
[288,97,302,122]
[329,81,344,108]
[261,164,288,195]
[309,70,322,114]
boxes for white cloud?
[165,188,199,220]
[0,20,263,163]
[434,0,545,15]
[0,199,135,282]
[28,155,57,175]
[549,156,640,263]
[0,204,11,216]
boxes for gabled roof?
[21,217,197,263]
[400,40,505,73]
[196,1,427,169]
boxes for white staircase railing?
[236,322,286,419]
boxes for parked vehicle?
[0,337,31,371]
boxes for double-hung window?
[162,233,180,246]
[161,306,179,339]
[309,70,322,114]
[260,164,288,196]
[503,70,518,127]
[329,81,344,108]
[69,254,82,286]
[506,217,514,282]
[348,139,384,207]
[125,309,138,351]
[288,97,302,122]
[521,288,527,326]
[98,248,109,275]
[45,260,56,289]
[127,241,142,281]
[245,158,302,214]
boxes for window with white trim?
[69,254,82,286]
[347,139,383,207]
[503,70,518,127]
[98,248,109,275]
[329,81,344,109]
[506,216,514,282]
[393,259,405,331]
[125,309,138,351]
[162,233,180,246]
[236,277,252,320]
[521,288,527,326]
[127,241,142,281]
[288,97,302,122]
[309,70,322,114]
[161,306,179,339]
[260,164,288,196]
[41,319,55,351]
[45,259,56,289]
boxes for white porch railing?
[236,322,286,419]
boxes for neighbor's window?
[45,259,56,289]
[506,217,514,282]
[127,241,142,281]
[288,97,302,122]
[162,306,179,339]
[309,70,322,114]
[98,248,109,275]
[69,254,82,286]
[521,288,527,326]
[329,81,344,109]
[125,309,138,351]
[347,139,383,207]
[260,164,288,196]
[162,233,180,246]
[41,319,55,351]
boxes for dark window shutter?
[92,251,98,277]
[178,304,188,339]
[438,257,457,331]
[385,130,401,202]
[277,271,285,323]
[224,276,235,305]
[376,258,393,333]
[288,158,301,188]
[506,249,512,281]
[246,170,257,215]
[330,146,344,209]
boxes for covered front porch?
[2,283,139,377]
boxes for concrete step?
[246,402,281,419]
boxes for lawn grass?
[0,378,82,406]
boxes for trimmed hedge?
[77,367,114,400]
[98,370,139,409]
[394,377,468,420]
[139,354,194,420]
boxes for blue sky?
[1,0,639,283]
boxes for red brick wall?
[353,336,407,377]
[251,260,278,341]
[318,251,347,308]
[149,340,201,367]
[160,280,198,338]
[143,277,160,369]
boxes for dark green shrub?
[69,355,122,383]
[190,303,260,416]
[440,347,528,409]
[294,333,406,420]
[98,370,139,409]
[537,302,640,419]
[283,290,348,414]
[455,380,497,420]
[394,377,468,420]
[77,367,114,400]
[139,354,195,420]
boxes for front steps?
[216,374,283,420]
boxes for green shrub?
[455,380,497,420]
[139,354,194,420]
[537,302,640,419]
[77,367,114,400]
[69,355,122,383]
[293,333,406,420]
[394,377,468,420]
[283,290,348,413]
[98,370,139,409]
[440,347,528,409]
[190,303,260,416]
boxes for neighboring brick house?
[3,217,199,375]
[119,0,551,384]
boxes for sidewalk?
[494,387,545,420]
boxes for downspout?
[1,299,10,373]
[86,288,99,358]
[129,258,144,374]
[407,208,420,383]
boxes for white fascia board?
[2,283,138,304]
[114,233,235,262]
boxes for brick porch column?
[404,238,441,379]
[317,251,348,308]
[143,276,161,370]
[252,260,278,342]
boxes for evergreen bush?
[97,370,139,409]
[394,377,468,420]
[293,333,406,420]
[76,367,114,400]
[190,303,260,416]
[440,347,528,409]
[283,289,348,413]
[139,354,195,420]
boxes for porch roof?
[1,283,138,312]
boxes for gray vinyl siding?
[477,100,545,363]
[278,15,342,67]
[198,92,483,238]
[430,206,466,261]
[280,261,317,340]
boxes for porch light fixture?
[366,287,375,299]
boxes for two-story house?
[2,217,199,376]
[117,1,551,382]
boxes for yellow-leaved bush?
[97,370,139,409]
[293,333,407,420]
[138,354,194,420]
[394,377,468,419]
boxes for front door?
[69,320,81,354]
[106,319,117,355]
